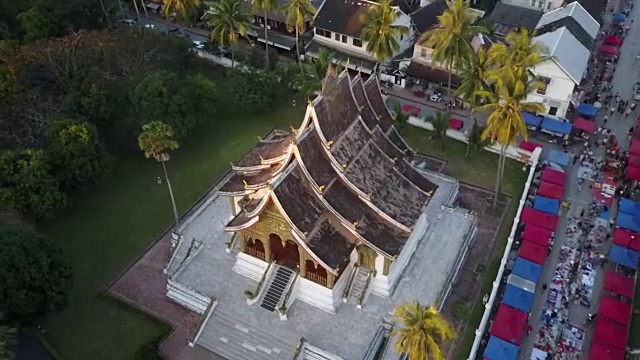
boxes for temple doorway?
[269,234,299,269]
[357,245,377,271]
[245,238,265,261]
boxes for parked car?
[118,19,136,26]
[144,23,156,29]
[167,26,179,33]
[192,40,205,50]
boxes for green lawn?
[40,78,305,359]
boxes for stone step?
[214,311,294,350]
[260,266,294,312]
[346,267,370,306]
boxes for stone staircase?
[346,267,370,307]
[197,309,297,360]
[260,266,295,312]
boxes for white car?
[118,19,136,26]
[430,93,443,102]
[192,41,205,50]
[144,23,156,29]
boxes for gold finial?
[344,58,350,72]
[352,221,358,229]
[318,185,325,193]
[289,125,298,135]
[242,180,249,189]
[257,136,262,141]
[326,140,334,148]
[303,231,308,237]
[259,155,264,161]
[230,161,234,166]
[267,184,273,190]
[390,157,396,163]
[427,190,434,196]
[366,192,372,200]
[340,164,347,171]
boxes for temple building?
[164,71,478,360]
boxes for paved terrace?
[170,168,476,360]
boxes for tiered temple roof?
[221,70,438,273]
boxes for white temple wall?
[232,252,269,281]
[297,277,338,313]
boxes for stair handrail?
[278,270,299,315]
[342,263,360,302]
[245,254,274,301]
[358,270,376,307]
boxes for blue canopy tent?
[484,336,520,360]
[523,112,543,128]
[609,244,639,269]
[540,117,572,135]
[533,196,560,215]
[576,103,599,118]
[615,12,627,21]
[616,212,640,233]
[512,258,543,284]
[619,198,640,216]
[600,207,610,221]
[502,284,535,313]
[546,149,570,168]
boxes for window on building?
[530,0,536,6]
[341,34,347,43]
[335,33,340,41]
[548,106,558,115]
[353,38,362,47]
[315,28,331,38]
[400,34,404,41]
[537,0,544,7]
[537,76,551,94]
[420,47,427,57]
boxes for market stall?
[572,117,597,133]
[520,140,542,152]
[630,138,640,156]
[588,341,625,360]
[618,197,640,215]
[546,149,571,168]
[401,104,420,116]
[616,212,640,233]
[530,348,548,360]
[603,35,623,46]
[537,181,564,200]
[449,118,463,130]
[598,295,632,325]
[512,257,543,284]
[603,271,635,299]
[593,318,628,350]
[533,195,560,215]
[599,45,619,55]
[518,240,548,265]
[540,117,573,137]
[626,165,640,181]
[542,168,566,186]
[503,282,535,313]
[521,207,559,231]
[613,227,640,251]
[576,103,600,118]
[522,223,552,246]
[609,244,640,269]
[523,112,543,130]
[490,304,528,345]
[484,336,519,360]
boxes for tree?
[17,5,63,42]
[293,47,338,98]
[162,0,202,30]
[0,224,72,320]
[0,149,67,218]
[391,301,455,360]
[206,0,253,67]
[393,102,410,130]
[360,0,409,63]
[132,71,217,139]
[419,0,484,99]
[476,71,544,206]
[0,316,15,360]
[283,0,316,74]
[428,111,449,148]
[227,69,281,112]
[253,0,279,68]
[138,121,181,233]
[43,119,113,191]
[466,120,486,158]
[487,29,545,82]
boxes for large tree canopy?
[0,224,72,320]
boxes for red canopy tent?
[594,318,629,350]
[522,223,552,246]
[613,228,640,251]
[589,341,625,360]
[401,104,420,116]
[603,271,635,299]
[598,296,632,325]
[627,165,640,181]
[521,207,559,231]
[600,45,619,55]
[489,304,527,345]
[538,181,564,200]
[541,168,566,186]
[630,155,640,167]
[630,139,640,156]
[573,117,597,133]
[519,140,541,152]
[603,35,623,46]
[518,241,547,264]
[449,118,464,130]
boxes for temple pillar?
[299,250,307,277]
[240,234,247,252]
[382,258,391,276]
[327,273,335,289]
[229,197,237,216]
[264,234,272,262]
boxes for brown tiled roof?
[273,168,324,234]
[357,213,407,257]
[234,133,293,169]
[387,127,412,154]
[218,168,275,195]
[350,76,379,130]
[364,77,395,131]
[225,211,257,231]
[315,73,361,142]
[396,160,438,194]
[331,119,371,165]
[344,143,395,195]
[306,219,356,269]
[296,130,335,187]
[371,127,405,161]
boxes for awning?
[449,118,464,130]
[589,341,625,360]
[541,168,566,186]
[490,304,528,345]
[512,257,542,283]
[146,2,161,10]
[618,197,640,216]
[612,228,640,251]
[537,181,564,200]
[600,45,619,55]
[614,12,626,21]
[518,240,547,265]
[502,284,535,313]
[577,103,599,118]
[521,223,552,246]
[603,271,635,299]
[401,104,420,116]
[306,40,375,73]
[533,196,559,215]
[540,117,572,135]
[631,155,640,167]
[546,149,570,167]
[598,295,632,325]
[483,336,519,360]
[519,140,541,152]
[630,139,640,155]
[609,244,639,269]
[616,212,640,233]
[573,117,597,133]
[594,318,628,350]
[522,112,542,127]
[507,274,536,293]
[626,165,640,181]
[255,29,297,50]
[603,35,623,46]
[521,207,559,231]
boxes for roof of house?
[536,2,600,40]
[410,0,449,33]
[218,71,437,272]
[534,27,590,84]
[243,0,324,23]
[404,61,461,87]
[487,2,543,35]
[314,0,413,38]
[576,0,607,23]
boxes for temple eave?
[225,213,259,232]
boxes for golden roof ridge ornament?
[340,164,347,171]
[318,185,325,193]
[366,192,372,200]
[242,180,249,189]
[289,125,298,135]
[352,221,358,229]
[390,157,397,163]
[326,140,334,148]
[257,135,262,141]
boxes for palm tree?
[487,29,546,81]
[466,120,486,158]
[360,0,409,63]
[391,301,455,360]
[138,121,181,234]
[163,0,202,29]
[476,73,544,206]
[455,48,489,156]
[420,0,485,99]
[283,0,316,73]
[253,0,279,68]
[294,48,338,98]
[393,102,410,130]
[206,0,253,68]
[428,111,449,148]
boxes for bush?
[134,335,165,360]
[226,69,280,114]
[452,301,470,321]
